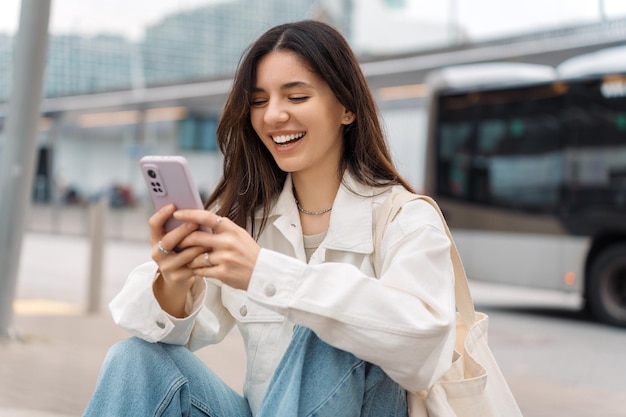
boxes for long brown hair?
[205,20,413,237]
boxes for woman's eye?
[250,98,267,107]
[290,96,309,103]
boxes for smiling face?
[250,50,353,179]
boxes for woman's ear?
[341,110,355,125]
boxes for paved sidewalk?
[0,232,245,417]
[0,313,246,417]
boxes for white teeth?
[272,132,305,144]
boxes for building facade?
[1,0,348,206]
[0,0,344,103]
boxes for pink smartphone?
[139,155,211,233]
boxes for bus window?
[436,85,566,211]
[477,116,564,210]
[567,79,626,210]
[473,118,506,203]
[437,120,472,198]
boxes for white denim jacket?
[109,172,456,414]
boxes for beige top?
[303,231,327,262]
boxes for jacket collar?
[259,171,380,254]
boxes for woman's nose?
[264,99,289,124]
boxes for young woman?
[84,20,456,417]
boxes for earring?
[344,117,351,121]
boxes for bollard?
[87,197,106,314]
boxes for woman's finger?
[163,245,205,269]
[173,210,226,232]
[153,222,201,259]
[187,250,217,269]
[177,228,219,251]
[148,204,176,244]
[155,245,207,285]
[195,234,261,290]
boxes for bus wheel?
[587,244,626,327]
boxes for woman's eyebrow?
[251,81,314,93]
[282,81,314,90]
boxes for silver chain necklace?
[294,193,333,215]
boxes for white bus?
[421,48,626,326]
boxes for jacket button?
[239,305,248,317]
[156,321,166,329]
[265,284,276,297]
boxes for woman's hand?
[149,204,207,317]
[173,209,261,291]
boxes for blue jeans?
[83,326,408,417]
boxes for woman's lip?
[269,133,306,151]
[271,132,306,144]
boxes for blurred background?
[1,0,626,222]
[1,1,626,416]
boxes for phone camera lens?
[147,169,157,179]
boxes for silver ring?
[204,252,212,267]
[157,240,171,255]
[214,216,223,230]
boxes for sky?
[0,0,626,41]
[0,0,223,40]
